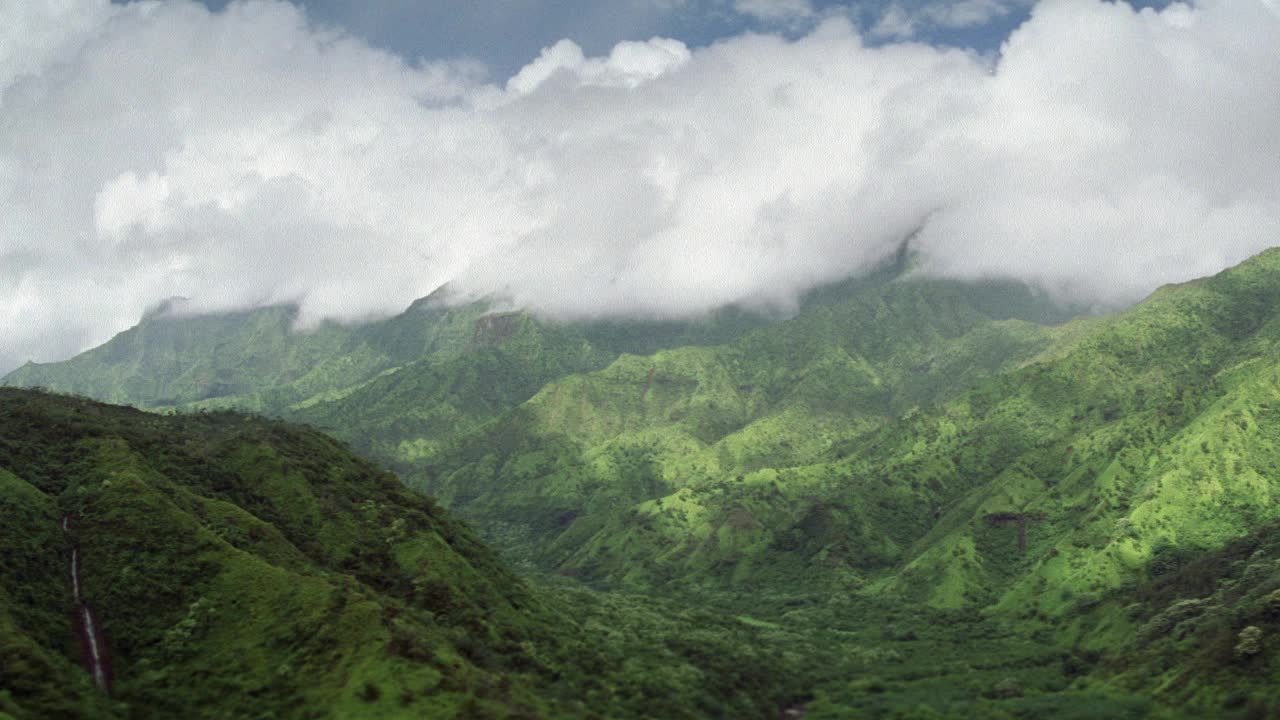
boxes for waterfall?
[81,606,108,691]
[63,515,111,693]
[70,548,81,603]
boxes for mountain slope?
[0,389,807,720]
[7,246,1280,717]
[0,267,1084,586]
[1,296,496,411]
[10,387,1268,719]
[0,388,543,719]
[376,248,1280,612]
[866,247,1280,613]
[410,277,1067,574]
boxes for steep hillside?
[0,389,805,720]
[9,393,1266,720]
[0,266,1091,589]
[11,250,1280,717]
[299,247,1276,618]
[410,277,1067,573]
[286,304,775,459]
[426,247,1280,613]
[1089,518,1280,716]
[1,295,492,411]
[2,253,1070,503]
[2,288,768,420]
[864,247,1280,615]
[287,314,616,463]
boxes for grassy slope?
[871,249,1280,613]
[0,288,768,417]
[350,248,1280,717]
[9,251,1280,717]
[1101,519,1280,714]
[1,296,495,413]
[0,389,806,720]
[409,250,1280,612]
[283,305,779,465]
[0,468,117,719]
[410,278,1064,580]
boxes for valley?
[5,250,1280,718]
[5,1,1279,716]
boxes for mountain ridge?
[0,388,817,720]
[8,249,1280,717]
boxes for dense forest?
[6,249,1280,718]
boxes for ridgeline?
[6,249,1280,717]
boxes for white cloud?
[507,37,691,94]
[1,0,1279,373]
[0,0,113,89]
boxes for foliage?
[0,389,801,719]
[9,248,1280,717]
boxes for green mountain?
[406,276,1069,574]
[2,289,771,457]
[5,261,1077,577]
[5,282,778,408]
[379,250,1280,608]
[0,389,811,720]
[1,295,493,411]
[9,249,1280,717]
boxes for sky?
[181,0,1053,80]
[1,0,1278,373]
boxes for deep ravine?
[63,515,112,694]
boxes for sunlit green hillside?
[409,277,1067,577]
[8,250,1280,717]
[0,389,808,720]
[395,250,1280,608]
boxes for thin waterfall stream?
[63,515,111,693]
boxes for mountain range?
[6,249,1280,717]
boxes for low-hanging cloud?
[1,0,1278,373]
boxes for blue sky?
[172,1,1102,80]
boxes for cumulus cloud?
[1,0,1279,373]
[507,37,692,94]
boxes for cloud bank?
[1,0,1278,373]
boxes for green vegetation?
[410,276,1065,580]
[7,248,1280,717]
[0,390,806,719]
[1,295,492,411]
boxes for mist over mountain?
[8,0,1280,717]
[10,230,1280,719]
[2,0,1278,374]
